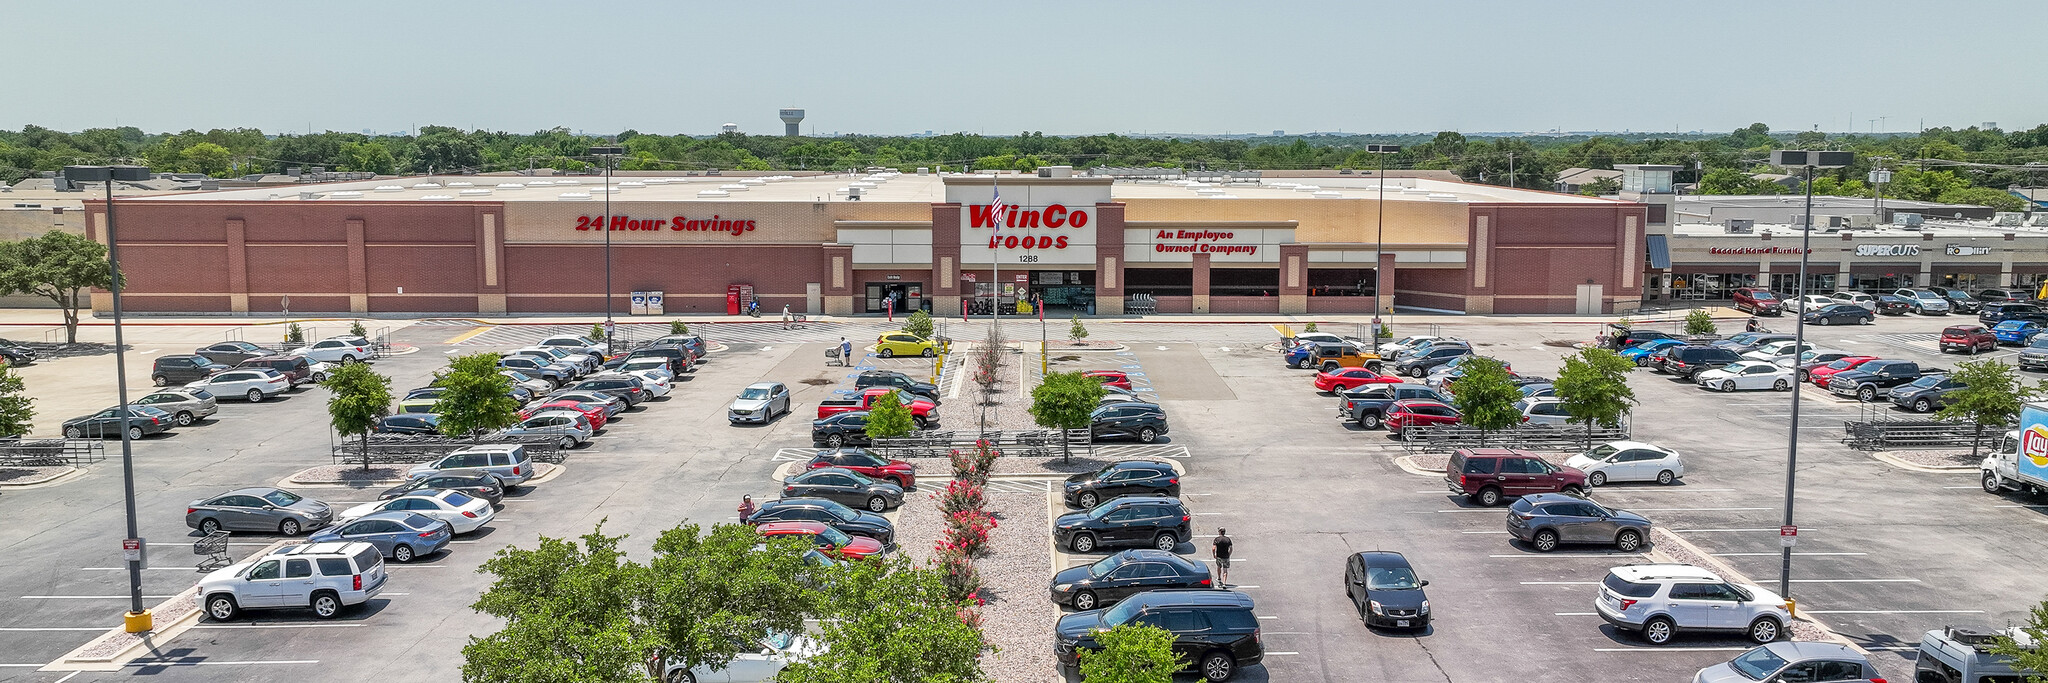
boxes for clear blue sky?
[12,0,2041,136]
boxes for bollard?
[124,609,153,633]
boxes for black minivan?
[151,354,229,386]
[1055,589,1263,681]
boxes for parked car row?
[1735,285,2034,318]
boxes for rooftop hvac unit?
[374,185,403,192]
[447,181,473,187]
[1847,214,1876,229]
[1036,166,1074,178]
[697,190,729,197]
[1898,213,1924,227]
[1993,212,2025,227]
[1725,219,1754,234]
[496,183,525,190]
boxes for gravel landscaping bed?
[977,490,1055,683]
[1877,448,1982,468]
[291,464,414,484]
[0,465,74,485]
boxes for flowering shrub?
[934,541,983,604]
[944,509,998,557]
[947,441,1002,486]
[935,480,985,516]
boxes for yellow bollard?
[124,609,153,633]
[1784,598,1797,618]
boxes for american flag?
[988,182,1007,233]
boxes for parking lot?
[0,312,2042,681]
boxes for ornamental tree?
[1990,597,2048,683]
[774,557,987,683]
[864,389,917,440]
[904,310,934,340]
[1031,371,1105,462]
[1079,623,1181,683]
[1935,359,2036,458]
[1449,357,1522,440]
[433,352,521,441]
[0,365,35,437]
[1553,347,1638,430]
[1070,315,1090,343]
[0,230,117,344]
[320,362,392,471]
[1684,308,1717,336]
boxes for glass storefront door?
[863,282,922,313]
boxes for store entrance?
[863,282,923,314]
[1022,270,1097,315]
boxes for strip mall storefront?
[1651,232,2048,301]
[89,174,1648,317]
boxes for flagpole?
[991,175,1001,338]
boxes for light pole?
[68,164,153,632]
[1767,149,1853,607]
[1366,144,1401,341]
[590,145,624,357]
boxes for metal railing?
[1398,424,1631,453]
[331,434,567,464]
[1841,419,2005,451]
[0,438,106,466]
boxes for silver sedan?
[186,487,332,536]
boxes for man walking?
[838,337,853,367]
[781,304,793,330]
[1211,527,1233,587]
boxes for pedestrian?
[1746,316,1760,332]
[781,304,793,330]
[737,495,757,522]
[839,337,853,367]
[1211,527,1233,587]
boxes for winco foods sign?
[1854,244,1920,257]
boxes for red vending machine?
[726,284,755,315]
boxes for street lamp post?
[1366,144,1401,341]
[1767,150,1853,607]
[590,146,624,357]
[67,164,153,632]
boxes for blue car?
[1993,319,2045,345]
[1620,338,1689,365]
[307,511,451,563]
[1284,343,1319,369]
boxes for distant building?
[1554,168,1623,194]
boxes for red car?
[1083,370,1133,391]
[1384,399,1461,439]
[1806,355,1879,387]
[1314,367,1402,393]
[805,447,917,490]
[1940,325,1997,354]
[521,400,608,431]
[756,521,886,560]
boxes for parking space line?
[20,595,180,599]
[125,659,321,666]
[1595,488,1736,493]
[1519,581,1601,585]
[1554,612,1597,616]
[1789,578,1919,583]
[1460,530,1510,534]
[1489,554,1645,559]
[1594,647,1752,652]
[191,623,365,629]
[1711,552,1865,557]
[1994,504,2048,509]
[0,665,47,668]
[1801,610,1981,614]
[1671,528,1814,533]
[1257,616,1277,620]
[0,627,108,631]
[1265,651,1301,655]
[1626,507,1774,512]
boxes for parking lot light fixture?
[589,145,625,357]
[68,164,153,631]
[1367,144,1401,339]
[1767,150,1852,599]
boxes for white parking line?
[0,626,108,631]
[1711,552,1865,557]
[1225,585,1260,589]
[1943,486,1982,489]
[1594,647,1752,652]
[80,567,188,571]
[1994,504,2048,509]
[1519,581,1601,585]
[1789,578,1919,583]
[1257,616,1277,620]
[1672,528,1815,533]
[1265,651,1301,655]
[54,671,80,683]
[0,664,47,668]
[1554,612,1597,616]
[1626,507,1774,512]
[125,659,320,666]
[1489,554,1645,559]
[20,595,180,599]
[140,349,160,355]
[1596,488,1736,493]
[191,623,365,629]
[1461,530,1510,534]
[1801,610,1981,614]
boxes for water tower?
[778,108,805,137]
[721,122,739,134]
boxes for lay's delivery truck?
[1982,402,2048,495]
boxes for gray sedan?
[1693,642,1877,683]
[1504,492,1651,552]
[134,387,218,427]
[186,487,333,536]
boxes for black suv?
[1063,460,1180,508]
[1055,589,1263,681]
[854,370,939,403]
[238,355,313,386]
[1090,403,1168,443]
[566,375,646,406]
[1392,345,1471,378]
[745,497,895,547]
[1054,496,1191,553]
[624,346,694,376]
[1980,302,2046,325]
[151,354,229,386]
[1658,346,1743,381]
[811,411,871,448]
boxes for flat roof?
[1674,194,1990,211]
[126,172,1613,206]
[1670,221,2040,239]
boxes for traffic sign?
[1779,525,1797,547]
[122,538,148,568]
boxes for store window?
[1850,274,1915,292]
[1670,272,1756,299]
[1211,268,1280,297]
[1768,273,1835,296]
[1936,273,1982,289]
[1306,268,1373,296]
[1124,269,1191,297]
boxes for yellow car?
[875,333,937,358]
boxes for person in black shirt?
[1211,528,1233,587]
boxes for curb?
[1869,451,1980,474]
[521,462,568,486]
[771,462,798,484]
[0,465,84,489]
[1393,454,1442,478]
[45,539,294,671]
[1044,342,1130,353]
[1647,528,1868,655]
[381,344,422,357]
[281,466,410,488]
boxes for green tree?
[461,523,821,683]
[1936,186,2029,212]
[1376,321,1393,340]
[1069,315,1089,342]
[433,353,521,441]
[339,140,397,174]
[668,320,688,335]
[1684,308,1717,336]
[0,364,35,436]
[1990,597,2048,683]
[1449,357,1522,439]
[775,558,986,683]
[1078,623,1181,683]
[321,363,392,471]
[904,310,934,339]
[590,323,607,342]
[864,389,917,439]
[349,320,368,338]
[181,141,232,176]
[1030,371,1107,461]
[286,322,305,344]
[1934,359,2035,458]
[0,230,117,343]
[1553,348,1638,429]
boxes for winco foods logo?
[2024,424,2048,468]
[1854,244,1920,257]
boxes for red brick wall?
[1395,269,1468,311]
[1209,296,1279,313]
[119,246,230,293]
[367,246,478,295]
[247,245,350,294]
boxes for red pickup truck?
[817,388,940,428]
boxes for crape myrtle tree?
[1030,370,1106,462]
[1078,623,1181,683]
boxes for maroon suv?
[1939,325,1996,354]
[1443,449,1589,507]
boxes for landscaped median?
[283,461,563,488]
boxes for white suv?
[1594,563,1789,645]
[295,337,374,364]
[199,541,387,621]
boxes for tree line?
[4,123,2044,208]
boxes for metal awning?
[1646,234,1671,269]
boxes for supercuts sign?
[573,214,756,235]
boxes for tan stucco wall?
[1120,198,1470,245]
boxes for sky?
[11,0,2043,137]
